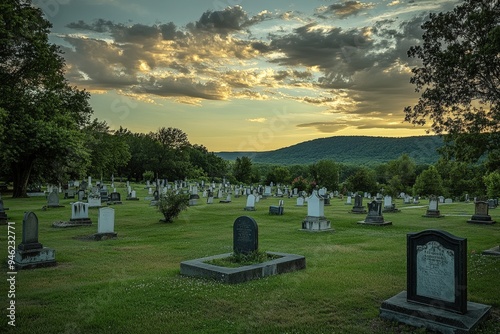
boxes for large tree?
[0,0,93,197]
[309,160,340,191]
[404,0,500,161]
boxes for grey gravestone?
[233,216,258,254]
[351,194,366,214]
[95,207,117,240]
[408,230,467,313]
[78,189,85,201]
[269,200,284,215]
[467,201,496,225]
[47,191,64,208]
[19,212,43,250]
[423,195,443,218]
[108,192,122,204]
[15,211,56,269]
[358,200,392,225]
[244,194,256,211]
[380,229,491,333]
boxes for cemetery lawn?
[1,187,499,334]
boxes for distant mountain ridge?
[216,135,443,165]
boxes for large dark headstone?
[19,212,43,251]
[233,216,258,254]
[358,200,391,225]
[351,194,366,214]
[380,229,491,333]
[407,229,467,314]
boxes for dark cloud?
[138,76,230,101]
[194,6,248,33]
[269,23,376,87]
[66,18,115,33]
[320,1,374,19]
[67,19,185,43]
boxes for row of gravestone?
[14,206,117,269]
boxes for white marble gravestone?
[307,191,324,217]
[98,207,115,234]
[244,194,256,211]
[345,196,352,205]
[88,195,101,208]
[296,196,304,206]
[71,202,90,220]
[302,191,331,231]
[383,196,392,209]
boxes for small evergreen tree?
[158,190,189,223]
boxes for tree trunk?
[12,160,34,198]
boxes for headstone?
[487,199,495,209]
[358,200,392,225]
[422,196,443,218]
[15,212,56,269]
[244,194,256,211]
[467,201,496,225]
[95,207,117,240]
[350,194,366,214]
[206,192,214,204]
[296,196,305,206]
[191,186,199,199]
[126,190,139,201]
[108,192,122,204]
[88,194,102,208]
[53,201,93,226]
[233,216,258,254]
[345,195,352,205]
[220,194,231,203]
[302,191,331,231]
[46,190,64,208]
[382,195,400,213]
[404,195,411,204]
[269,199,284,215]
[64,188,76,199]
[263,186,272,197]
[19,212,43,250]
[380,229,491,333]
[76,190,85,202]
[445,198,453,204]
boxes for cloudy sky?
[36,0,460,152]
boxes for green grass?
[1,186,499,333]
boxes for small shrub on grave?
[206,250,281,268]
[158,190,189,223]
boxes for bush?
[158,190,189,223]
[143,170,154,182]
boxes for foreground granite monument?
[380,229,491,333]
[15,212,57,269]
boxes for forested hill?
[216,135,444,165]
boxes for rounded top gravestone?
[233,216,258,255]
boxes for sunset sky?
[37,0,460,152]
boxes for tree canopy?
[404,0,500,165]
[0,0,93,197]
[405,0,500,134]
